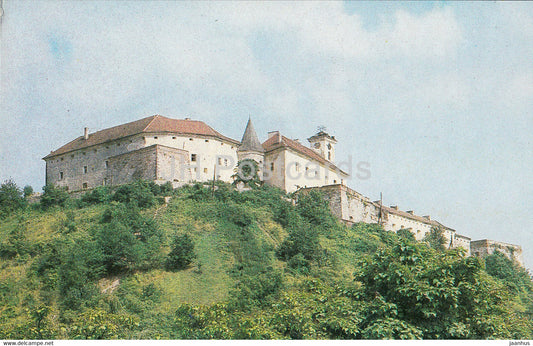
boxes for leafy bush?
[23,185,34,199]
[232,159,262,188]
[397,228,416,242]
[296,190,337,230]
[166,233,196,270]
[95,203,164,274]
[276,224,321,263]
[423,227,447,251]
[0,179,26,218]
[81,186,111,205]
[112,180,157,208]
[40,184,69,209]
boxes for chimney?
[406,210,414,215]
[268,131,279,139]
[84,127,89,140]
[423,215,431,220]
[390,205,398,210]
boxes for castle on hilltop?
[43,115,524,266]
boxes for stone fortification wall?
[471,239,524,266]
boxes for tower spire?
[239,118,264,153]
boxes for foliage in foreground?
[0,180,532,339]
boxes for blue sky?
[1,1,532,269]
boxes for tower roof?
[239,118,264,153]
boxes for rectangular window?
[154,136,158,139]
[83,166,88,174]
[224,158,228,166]
[82,183,88,189]
[191,154,197,162]
[203,168,208,174]
[218,157,222,165]
[271,162,274,171]
[105,161,109,168]
[59,172,64,180]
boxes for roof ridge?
[142,114,160,132]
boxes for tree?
[0,179,26,218]
[40,184,69,209]
[424,227,447,252]
[112,180,156,208]
[166,233,196,270]
[296,190,337,229]
[96,203,164,274]
[23,185,34,199]
[232,159,261,188]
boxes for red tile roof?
[262,134,348,176]
[43,115,239,159]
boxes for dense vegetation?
[0,179,532,339]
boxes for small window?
[94,149,97,153]
[189,138,193,141]
[61,158,64,161]
[82,183,88,189]
[82,152,86,155]
[154,136,158,139]
[59,172,64,180]
[194,168,197,172]
[333,180,337,184]
[218,157,222,165]
[105,146,109,149]
[224,158,228,166]
[83,166,88,174]
[103,178,107,186]
[191,154,197,162]
[172,136,177,139]
[71,154,74,158]
[270,162,274,171]
[117,143,120,147]
[203,168,208,174]
[205,139,209,142]
[295,163,300,172]
[105,161,109,168]
[328,152,331,160]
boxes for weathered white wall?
[144,133,238,183]
[45,135,145,191]
[273,149,346,193]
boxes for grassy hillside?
[0,180,532,339]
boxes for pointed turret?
[237,118,265,181]
[239,118,264,153]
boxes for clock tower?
[307,129,337,162]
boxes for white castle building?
[43,115,523,265]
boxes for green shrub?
[166,233,196,270]
[112,180,156,208]
[81,186,111,205]
[40,184,69,209]
[0,179,26,218]
[23,185,34,199]
[424,227,447,251]
[296,190,337,230]
[276,224,321,263]
[96,203,164,274]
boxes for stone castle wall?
[471,239,524,266]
